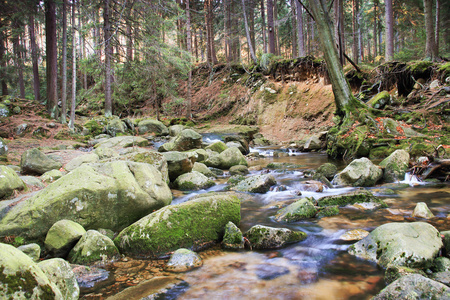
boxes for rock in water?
[348,222,442,269]
[379,149,410,183]
[0,243,62,299]
[373,274,450,299]
[412,202,435,219]
[68,230,119,265]
[115,194,241,258]
[174,171,215,191]
[232,174,277,193]
[332,157,382,187]
[275,198,317,222]
[165,249,203,272]
[222,221,245,250]
[245,225,306,249]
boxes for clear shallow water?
[83,149,450,300]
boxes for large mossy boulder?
[222,221,244,250]
[303,136,323,151]
[94,136,149,149]
[332,157,382,187]
[275,198,317,222]
[105,118,127,137]
[0,161,172,242]
[245,225,306,249]
[64,153,99,172]
[0,166,26,199]
[316,163,338,180]
[120,149,169,183]
[349,222,442,269]
[20,148,62,175]
[192,162,216,178]
[372,274,450,300]
[367,91,391,109]
[159,129,203,152]
[174,171,215,191]
[0,243,62,299]
[68,230,119,265]
[232,174,276,193]
[379,149,410,183]
[317,190,386,208]
[205,141,228,153]
[115,194,241,258]
[218,147,248,169]
[44,219,86,258]
[38,258,79,300]
[162,151,195,182]
[17,244,41,262]
[137,119,169,136]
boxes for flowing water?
[81,145,450,300]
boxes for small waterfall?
[400,172,425,186]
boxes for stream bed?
[80,148,450,300]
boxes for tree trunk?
[69,0,77,130]
[274,0,279,55]
[352,0,359,63]
[186,0,192,118]
[45,0,58,117]
[0,22,7,96]
[295,0,305,57]
[424,0,437,60]
[334,0,345,65]
[291,0,297,57]
[435,0,440,56]
[29,14,41,102]
[104,0,113,117]
[307,0,356,116]
[385,0,394,61]
[80,5,87,90]
[249,0,256,53]
[267,0,276,54]
[242,0,257,64]
[61,0,68,123]
[12,21,25,99]
[261,0,267,53]
[373,0,378,58]
[126,4,133,62]
[205,0,218,65]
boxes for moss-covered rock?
[222,221,244,250]
[137,119,169,136]
[0,161,172,242]
[229,165,249,176]
[332,157,382,187]
[44,219,86,258]
[373,274,450,300]
[317,205,340,217]
[385,265,427,284]
[17,244,41,262]
[412,202,435,219]
[0,243,62,299]
[192,162,216,178]
[348,222,442,269]
[0,137,7,156]
[379,149,410,183]
[275,198,317,222]
[114,194,241,258]
[105,118,127,137]
[94,136,149,149]
[174,171,215,191]
[38,258,79,300]
[64,153,100,172]
[205,141,228,153]
[20,148,62,176]
[433,257,450,273]
[218,147,248,169]
[119,149,169,183]
[40,169,64,184]
[317,190,386,208]
[169,125,185,137]
[441,231,450,257]
[232,174,276,193]
[68,230,119,265]
[164,248,202,273]
[245,225,306,249]
[316,163,338,180]
[160,129,203,152]
[0,166,26,199]
[162,151,195,182]
[367,91,391,109]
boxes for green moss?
[83,119,104,136]
[0,266,56,299]
[317,206,339,217]
[410,143,435,157]
[438,62,450,78]
[318,190,387,208]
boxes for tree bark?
[307,0,355,116]
[295,0,305,57]
[242,0,257,64]
[104,0,113,117]
[0,21,7,96]
[267,0,276,54]
[61,0,68,123]
[29,14,41,102]
[291,0,297,57]
[435,0,440,56]
[186,0,192,118]
[69,0,77,130]
[424,0,437,60]
[334,0,345,65]
[205,0,218,65]
[373,0,378,59]
[45,0,58,117]
[385,0,394,61]
[352,0,359,63]
[261,0,267,53]
[12,20,25,99]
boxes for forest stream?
[79,137,450,300]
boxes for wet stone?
[71,264,110,288]
[255,263,290,280]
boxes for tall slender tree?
[104,0,113,117]
[352,0,360,63]
[242,0,257,64]
[261,0,267,53]
[385,0,394,61]
[69,0,77,129]
[267,0,276,54]
[61,0,68,123]
[186,0,192,118]
[28,13,40,102]
[295,0,305,57]
[424,0,437,60]
[45,0,58,117]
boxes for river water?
[81,145,450,300]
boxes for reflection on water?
[83,148,450,300]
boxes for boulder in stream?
[232,174,276,193]
[348,222,442,269]
[68,230,119,265]
[137,118,169,136]
[222,221,245,250]
[38,258,80,300]
[174,171,215,191]
[317,190,387,208]
[379,149,410,183]
[115,194,241,258]
[412,202,435,219]
[332,157,382,187]
[245,225,306,249]
[218,147,248,169]
[159,129,203,152]
[165,248,203,273]
[275,198,317,222]
[163,151,196,182]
